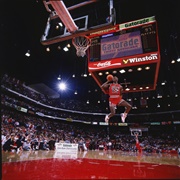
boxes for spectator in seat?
[3,133,18,152]
[23,139,31,151]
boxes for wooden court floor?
[2,150,180,179]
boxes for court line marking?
[110,164,124,166]
[88,162,100,164]
[133,165,145,167]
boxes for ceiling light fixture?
[145,66,150,70]
[46,47,50,52]
[177,57,180,62]
[58,22,63,27]
[137,67,142,71]
[63,47,69,51]
[171,60,175,64]
[25,50,30,57]
[119,69,125,73]
[128,69,133,72]
[57,75,61,80]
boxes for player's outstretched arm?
[101,81,110,90]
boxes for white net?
[130,129,142,136]
[72,36,91,57]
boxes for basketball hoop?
[130,129,142,137]
[72,35,91,57]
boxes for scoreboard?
[87,16,161,93]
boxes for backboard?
[41,0,116,45]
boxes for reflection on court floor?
[2,150,180,179]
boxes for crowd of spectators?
[1,108,180,154]
[1,74,105,113]
[1,91,101,122]
[1,73,180,155]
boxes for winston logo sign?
[122,54,158,64]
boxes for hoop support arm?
[50,1,78,33]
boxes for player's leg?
[118,100,132,122]
[105,102,116,123]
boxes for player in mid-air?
[101,75,132,123]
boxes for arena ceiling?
[1,0,180,101]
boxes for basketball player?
[135,133,143,153]
[101,76,132,123]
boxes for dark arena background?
[1,0,180,179]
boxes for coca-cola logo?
[97,61,111,67]
[89,61,121,70]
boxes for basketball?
[106,74,113,81]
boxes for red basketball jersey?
[108,83,122,105]
[109,83,122,97]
